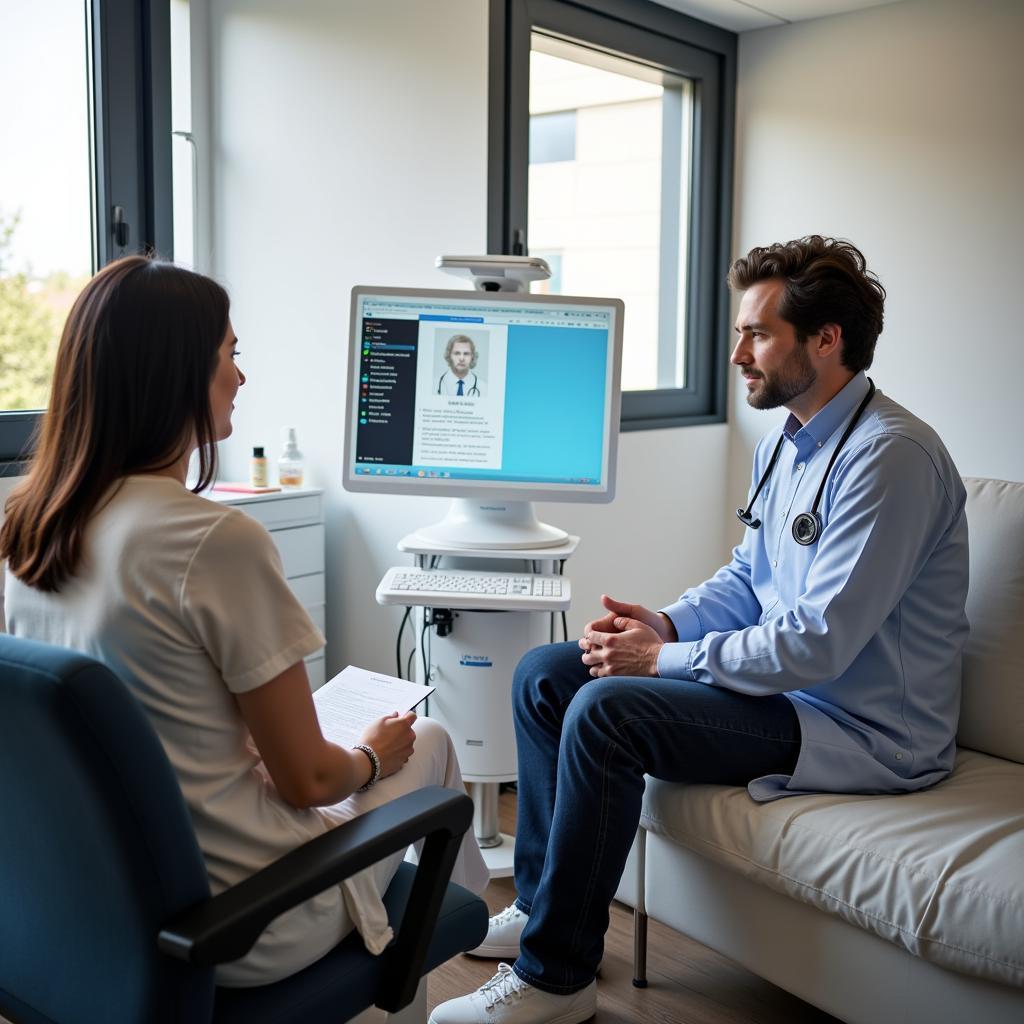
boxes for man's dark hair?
[727,236,886,374]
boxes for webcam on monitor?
[436,254,551,293]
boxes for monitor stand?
[410,498,568,550]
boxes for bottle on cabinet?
[278,427,304,488]
[250,446,269,488]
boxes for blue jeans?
[510,641,801,995]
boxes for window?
[0,0,173,471]
[529,109,577,164]
[170,0,196,269]
[489,0,736,429]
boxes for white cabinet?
[207,488,327,689]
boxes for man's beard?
[745,344,816,410]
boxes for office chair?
[0,634,487,1024]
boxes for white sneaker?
[428,963,597,1024]
[466,904,529,959]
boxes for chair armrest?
[158,786,472,981]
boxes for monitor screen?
[343,286,623,507]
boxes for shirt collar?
[783,372,870,452]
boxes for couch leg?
[632,908,649,988]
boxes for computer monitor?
[343,285,624,549]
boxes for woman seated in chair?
[0,256,487,986]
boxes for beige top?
[5,475,382,985]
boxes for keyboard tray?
[376,566,571,612]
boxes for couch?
[616,476,1024,1023]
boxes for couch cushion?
[641,749,1024,988]
[959,477,1024,763]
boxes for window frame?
[488,0,736,431]
[0,0,173,473]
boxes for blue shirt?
[657,373,969,801]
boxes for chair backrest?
[0,634,215,1024]
[959,477,1024,764]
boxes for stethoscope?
[736,379,876,547]
[437,371,480,397]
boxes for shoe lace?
[489,904,522,927]
[481,963,528,1009]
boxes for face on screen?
[448,341,474,376]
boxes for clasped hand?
[579,595,676,678]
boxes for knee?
[412,715,454,764]
[412,714,449,748]
[410,715,457,783]
[512,644,551,707]
[512,641,580,713]
[563,677,631,739]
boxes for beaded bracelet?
[353,744,381,791]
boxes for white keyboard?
[376,566,570,611]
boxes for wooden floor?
[427,791,839,1024]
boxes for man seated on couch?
[429,236,970,1024]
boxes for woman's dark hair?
[727,236,885,374]
[0,256,230,591]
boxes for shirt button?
[817,441,823,448]
[895,753,904,761]
[796,462,805,471]
[773,560,778,568]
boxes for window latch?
[112,206,130,248]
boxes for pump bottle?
[278,428,304,488]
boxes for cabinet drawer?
[289,573,325,608]
[232,492,323,530]
[271,524,325,579]
[306,602,326,635]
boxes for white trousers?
[216,717,487,986]
[321,717,489,954]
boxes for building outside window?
[491,0,736,429]
[528,38,692,394]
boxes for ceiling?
[652,0,901,32]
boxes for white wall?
[10,0,1019,671]
[729,0,1024,512]
[207,0,729,677]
